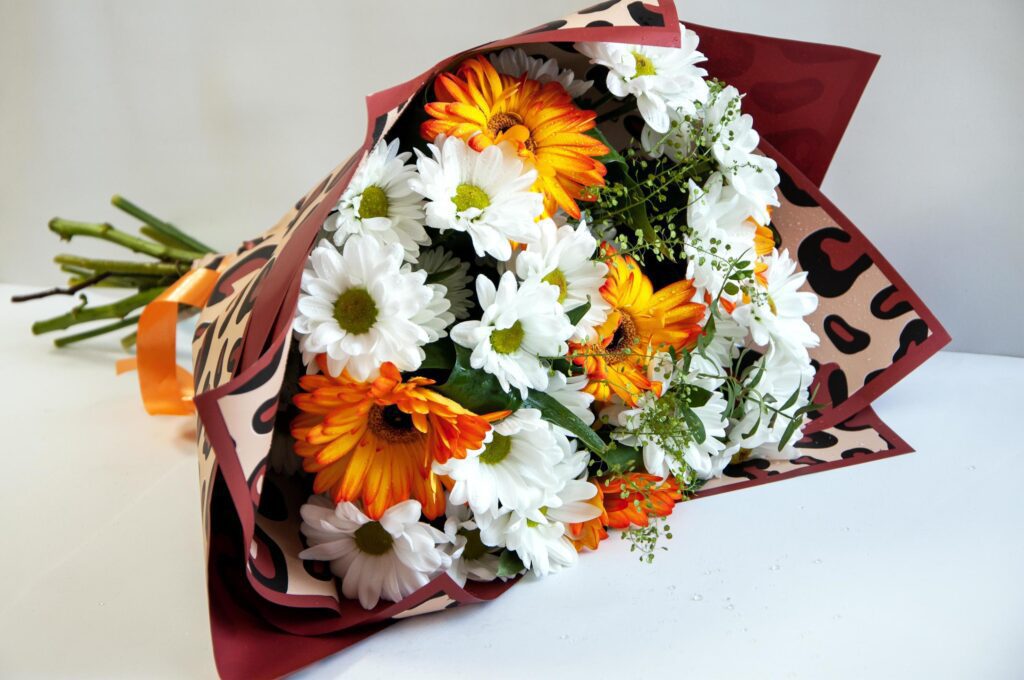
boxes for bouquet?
[17,3,949,677]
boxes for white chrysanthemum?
[476,509,577,577]
[685,174,759,303]
[576,29,709,133]
[488,47,592,99]
[513,218,610,342]
[442,500,501,587]
[732,249,819,361]
[435,409,567,520]
[411,135,543,261]
[325,138,428,262]
[298,497,450,610]
[641,106,695,161]
[473,446,598,577]
[610,351,730,481]
[545,370,596,430]
[700,86,780,224]
[293,237,453,380]
[727,346,814,454]
[417,247,473,320]
[450,272,573,397]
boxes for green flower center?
[452,184,491,214]
[631,51,657,77]
[478,433,512,466]
[457,527,489,561]
[353,521,394,556]
[541,268,568,304]
[490,320,524,354]
[333,287,378,335]
[357,185,389,219]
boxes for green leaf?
[723,282,740,296]
[778,415,805,451]
[420,339,455,370]
[600,443,643,473]
[523,389,606,455]
[437,345,522,413]
[566,300,591,326]
[685,385,713,408]
[681,406,706,444]
[496,550,525,578]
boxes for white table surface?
[1,282,1021,679]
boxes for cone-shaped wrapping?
[185,3,947,677]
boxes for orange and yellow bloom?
[598,473,682,530]
[421,55,608,219]
[570,245,705,406]
[291,357,501,520]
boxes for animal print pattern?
[187,3,947,660]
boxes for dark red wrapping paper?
[185,3,948,677]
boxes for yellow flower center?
[490,320,524,354]
[541,268,569,304]
[354,521,394,556]
[486,111,524,137]
[333,287,378,334]
[368,404,420,443]
[457,527,488,561]
[631,51,657,77]
[452,184,491,214]
[358,185,389,219]
[479,433,512,465]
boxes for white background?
[0,286,1021,677]
[1,0,1021,355]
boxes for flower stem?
[54,254,188,277]
[49,218,206,263]
[68,274,175,289]
[53,314,142,347]
[32,287,163,335]
[111,194,214,254]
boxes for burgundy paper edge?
[756,137,951,433]
[696,405,912,499]
[689,21,880,187]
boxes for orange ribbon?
[116,266,221,415]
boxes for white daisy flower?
[442,500,501,587]
[513,218,610,342]
[325,138,428,262]
[475,508,578,577]
[700,86,780,224]
[684,174,759,303]
[472,448,598,577]
[732,249,819,361]
[488,47,593,99]
[545,370,596,430]
[417,246,474,320]
[434,409,567,520]
[298,497,450,610]
[576,29,709,133]
[410,135,543,261]
[610,351,730,481]
[641,106,695,162]
[727,346,814,454]
[450,272,573,397]
[293,237,453,380]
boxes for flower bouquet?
[17,2,949,678]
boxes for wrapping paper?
[185,3,949,676]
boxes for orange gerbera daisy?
[291,357,502,520]
[598,473,682,530]
[421,54,608,219]
[570,246,706,406]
